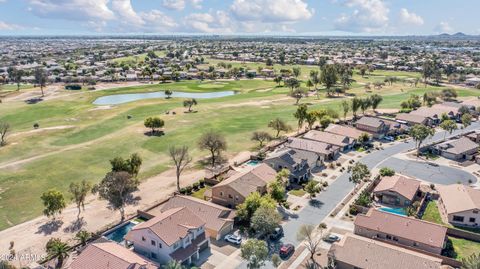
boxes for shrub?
[179,188,187,194]
[65,84,82,90]
[192,182,200,190]
[33,123,40,129]
[336,162,341,167]
[430,183,435,190]
[321,173,328,177]
[379,167,395,177]
[185,186,193,194]
[322,181,328,187]
[349,205,358,215]
[199,179,205,187]
[319,223,327,229]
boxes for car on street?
[224,234,242,245]
[269,227,284,241]
[384,136,394,142]
[279,244,295,259]
[427,162,439,167]
[323,234,340,243]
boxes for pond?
[93,90,236,105]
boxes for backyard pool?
[104,222,137,243]
[379,207,407,216]
[246,160,260,166]
[93,90,236,105]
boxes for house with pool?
[124,207,210,266]
[373,174,422,207]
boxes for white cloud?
[334,0,389,33]
[111,0,144,26]
[162,0,185,11]
[230,0,313,23]
[184,11,235,33]
[435,21,453,33]
[399,8,423,26]
[0,21,20,30]
[28,0,115,21]
[140,10,178,31]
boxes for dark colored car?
[279,244,295,259]
[269,227,284,241]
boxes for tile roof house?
[264,148,317,183]
[324,124,370,141]
[396,113,431,126]
[69,242,158,269]
[432,137,479,161]
[329,233,444,269]
[303,130,354,151]
[373,174,421,207]
[286,137,340,161]
[354,116,390,139]
[437,184,480,227]
[144,195,235,240]
[211,163,276,208]
[354,209,448,255]
[125,207,210,265]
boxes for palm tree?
[46,238,69,269]
[163,260,185,269]
[75,230,91,246]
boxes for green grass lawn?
[111,51,166,64]
[450,237,480,260]
[191,186,211,200]
[421,201,445,225]
[0,68,479,230]
[288,189,306,197]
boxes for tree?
[169,145,192,192]
[251,131,272,148]
[273,76,282,86]
[75,230,91,246]
[198,131,227,167]
[440,88,457,101]
[251,204,281,237]
[271,254,282,268]
[34,67,47,96]
[163,260,185,269]
[369,94,383,113]
[290,88,306,105]
[410,124,435,156]
[297,224,323,266]
[319,116,332,129]
[379,167,395,177]
[357,132,370,148]
[360,98,371,115]
[41,189,66,219]
[292,67,301,78]
[462,113,472,128]
[144,117,164,134]
[320,64,338,96]
[275,168,290,186]
[0,121,9,147]
[462,253,480,269]
[237,192,276,223]
[348,162,370,189]
[268,181,286,204]
[306,79,314,90]
[69,180,92,218]
[351,97,362,119]
[341,100,350,122]
[284,77,300,92]
[110,153,143,177]
[165,89,173,99]
[294,104,308,131]
[93,171,139,221]
[10,68,23,91]
[305,180,319,199]
[422,60,435,87]
[183,98,198,112]
[306,111,317,130]
[46,238,69,269]
[241,239,269,269]
[439,120,457,141]
[268,118,292,138]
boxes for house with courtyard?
[324,124,371,143]
[303,130,354,152]
[373,174,422,207]
[211,163,276,208]
[396,113,432,127]
[69,241,158,269]
[329,233,444,269]
[432,137,479,161]
[140,195,236,241]
[354,116,390,139]
[354,209,448,255]
[285,137,340,162]
[125,207,210,266]
[264,148,318,183]
[437,184,480,227]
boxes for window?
[141,236,145,241]
[220,191,223,197]
[228,194,233,199]
[159,243,162,248]
[453,216,465,222]
[235,195,239,201]
[151,240,156,246]
[473,210,479,214]
[469,218,476,223]
[413,242,418,247]
[151,253,157,259]
[386,235,392,240]
[393,237,398,242]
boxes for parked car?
[279,244,295,259]
[384,136,394,142]
[269,227,284,241]
[224,234,242,245]
[427,162,439,167]
[323,234,340,243]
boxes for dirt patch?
[89,105,113,111]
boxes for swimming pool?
[104,222,136,243]
[379,207,407,216]
[246,160,260,166]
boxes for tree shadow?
[309,199,325,208]
[25,97,43,104]
[63,217,87,233]
[144,130,165,137]
[36,219,64,235]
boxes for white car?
[224,234,242,245]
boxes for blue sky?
[0,0,477,35]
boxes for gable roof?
[396,113,428,124]
[157,195,235,232]
[126,207,205,246]
[329,233,443,269]
[70,242,158,269]
[437,184,480,214]
[356,116,386,128]
[373,174,421,201]
[286,137,339,155]
[303,130,351,147]
[324,124,369,140]
[354,209,447,249]
[436,137,478,155]
[213,163,276,198]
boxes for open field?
[111,50,166,64]
[0,68,479,230]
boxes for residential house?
[125,207,210,265]
[303,130,354,152]
[354,116,390,139]
[324,124,371,142]
[396,113,432,127]
[432,137,479,161]
[328,233,443,269]
[264,148,317,183]
[286,137,340,161]
[70,242,158,269]
[211,163,276,208]
[466,130,480,143]
[373,174,421,207]
[437,184,480,227]
[354,209,448,255]
[144,195,236,240]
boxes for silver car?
[224,234,242,245]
